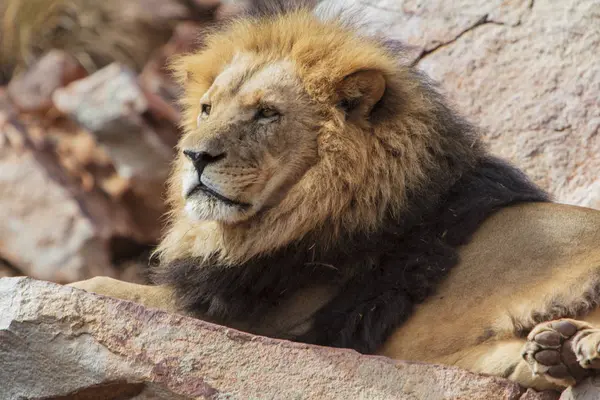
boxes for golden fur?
[69,8,600,393]
[157,10,479,265]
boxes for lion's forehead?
[206,54,300,107]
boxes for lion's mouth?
[186,183,250,208]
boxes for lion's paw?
[522,319,597,387]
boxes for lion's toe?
[574,329,600,369]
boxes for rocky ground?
[0,0,598,398]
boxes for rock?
[0,276,556,400]
[118,261,150,284]
[138,21,203,150]
[216,1,246,19]
[7,50,87,113]
[133,0,221,23]
[412,0,600,209]
[0,0,226,285]
[53,64,172,182]
[560,377,600,400]
[47,119,122,194]
[523,390,562,400]
[0,123,114,282]
[133,0,191,21]
[139,22,201,127]
[53,64,174,239]
[0,2,218,283]
[53,63,149,132]
[0,121,148,283]
[317,0,533,64]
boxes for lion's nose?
[183,150,225,176]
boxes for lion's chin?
[184,196,255,224]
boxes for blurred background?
[0,0,598,285]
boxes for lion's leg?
[68,276,179,314]
[430,318,600,391]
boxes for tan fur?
[378,202,600,390]
[69,10,600,392]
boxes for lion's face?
[177,54,322,223]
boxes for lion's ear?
[336,70,386,121]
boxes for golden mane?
[156,9,482,266]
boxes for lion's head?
[156,8,482,265]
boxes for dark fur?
[301,156,548,352]
[153,155,548,354]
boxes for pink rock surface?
[7,50,86,113]
[414,0,600,209]
[0,277,557,400]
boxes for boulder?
[53,63,174,240]
[331,0,599,210]
[7,50,87,113]
[561,377,600,400]
[0,118,157,283]
[412,0,600,209]
[0,124,117,283]
[0,277,558,400]
[317,0,534,64]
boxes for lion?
[69,1,600,393]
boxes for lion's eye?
[198,104,211,126]
[256,107,280,120]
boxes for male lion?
[70,1,600,392]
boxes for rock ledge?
[0,277,559,399]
